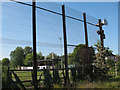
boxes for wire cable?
[9,0,98,27]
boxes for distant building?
[37,58,60,69]
[21,52,61,70]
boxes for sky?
[61,2,118,53]
[0,1,118,60]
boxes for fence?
[2,0,105,89]
[8,68,66,89]
[8,67,96,89]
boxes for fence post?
[83,13,88,47]
[83,13,90,74]
[62,4,69,87]
[32,0,38,89]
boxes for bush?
[2,66,20,89]
[43,68,53,88]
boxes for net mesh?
[2,1,32,59]
[36,2,63,56]
[1,1,101,88]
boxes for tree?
[116,55,120,75]
[68,44,95,67]
[68,44,95,80]
[2,58,10,66]
[10,47,24,67]
[47,52,59,59]
[24,53,33,66]
[24,46,32,56]
[47,52,61,68]
[94,41,114,78]
[37,52,44,60]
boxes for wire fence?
[2,1,99,57]
[2,0,102,89]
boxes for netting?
[2,1,32,59]
[1,1,100,59]
[118,2,120,55]
[86,13,99,46]
[1,1,101,88]
[65,6,84,56]
[36,2,63,57]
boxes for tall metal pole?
[32,0,37,89]
[83,13,88,47]
[62,4,69,86]
[98,19,104,48]
[83,12,89,74]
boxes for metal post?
[83,13,88,47]
[83,13,89,73]
[98,19,104,48]
[62,4,69,86]
[32,0,37,89]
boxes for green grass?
[76,77,120,88]
[12,71,44,81]
[11,70,64,88]
[77,81,120,88]
[11,70,120,88]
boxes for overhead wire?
[9,0,98,27]
[1,38,63,48]
[2,0,100,56]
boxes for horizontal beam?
[9,68,76,72]
[67,44,77,47]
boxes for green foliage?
[43,68,53,88]
[47,52,59,59]
[10,47,24,67]
[68,44,95,67]
[107,59,115,70]
[53,69,60,84]
[24,53,33,66]
[2,58,10,66]
[47,52,60,68]
[2,66,8,77]
[24,46,32,56]
[68,44,95,80]
[9,46,46,68]
[53,84,61,88]
[94,41,115,78]
[37,52,44,60]
[2,66,9,88]
[68,44,85,66]
[2,66,20,89]
[71,68,77,81]
[117,56,120,75]
[10,59,16,68]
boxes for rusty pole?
[32,0,37,89]
[83,13,90,74]
[62,4,69,86]
[83,13,88,47]
[98,19,104,48]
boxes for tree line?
[2,46,59,68]
[2,41,120,79]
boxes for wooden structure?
[37,59,60,66]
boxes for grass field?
[53,76,120,88]
[11,70,64,88]
[12,70,64,81]
[77,80,120,88]
[10,69,120,88]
